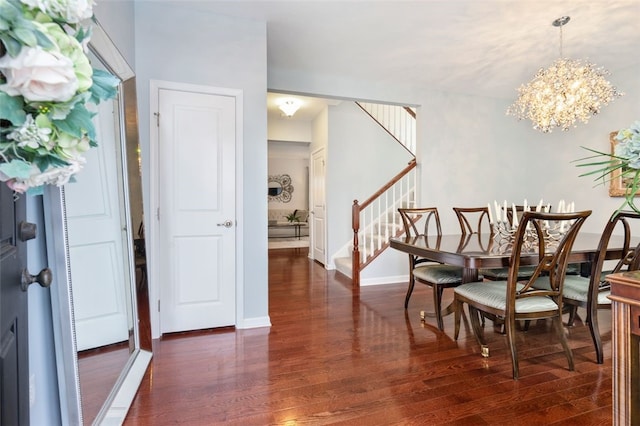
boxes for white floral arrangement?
[0,0,119,194]
[577,120,640,213]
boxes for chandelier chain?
[559,22,563,58]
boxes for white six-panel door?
[157,88,236,334]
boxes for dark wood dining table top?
[389,232,632,282]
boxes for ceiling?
[203,1,640,120]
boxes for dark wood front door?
[0,185,29,425]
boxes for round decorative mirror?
[268,174,294,202]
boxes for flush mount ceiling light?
[277,98,302,117]
[507,16,622,133]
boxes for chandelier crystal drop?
[507,16,622,133]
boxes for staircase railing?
[351,159,417,286]
[356,102,417,156]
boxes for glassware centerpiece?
[488,199,575,253]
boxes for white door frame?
[148,80,244,339]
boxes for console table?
[268,222,307,240]
[607,271,640,425]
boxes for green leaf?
[89,69,120,103]
[0,33,21,56]
[573,145,632,186]
[74,25,90,44]
[621,172,640,215]
[575,160,618,169]
[0,159,32,179]
[26,185,44,196]
[0,0,19,21]
[47,104,73,121]
[11,27,37,47]
[577,162,622,173]
[577,146,610,156]
[32,154,68,172]
[0,92,26,125]
[578,167,622,180]
[32,29,53,49]
[52,103,95,139]
[572,153,614,164]
[0,16,10,31]
[584,147,627,161]
[45,94,87,120]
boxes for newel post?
[352,200,360,287]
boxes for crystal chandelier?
[507,16,622,133]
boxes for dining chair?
[453,206,537,280]
[504,205,580,276]
[399,207,469,331]
[453,210,591,380]
[452,206,492,235]
[547,210,640,364]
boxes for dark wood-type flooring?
[78,342,130,422]
[123,248,613,425]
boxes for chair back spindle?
[453,207,491,235]
[508,212,589,309]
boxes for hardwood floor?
[124,248,613,425]
[78,343,131,422]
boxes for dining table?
[389,231,634,284]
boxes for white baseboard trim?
[360,274,408,286]
[237,316,272,329]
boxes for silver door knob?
[217,220,233,228]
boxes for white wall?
[269,118,312,142]
[93,0,135,66]
[311,107,329,154]
[134,1,269,327]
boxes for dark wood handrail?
[403,106,416,119]
[358,159,416,211]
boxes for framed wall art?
[609,131,639,197]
